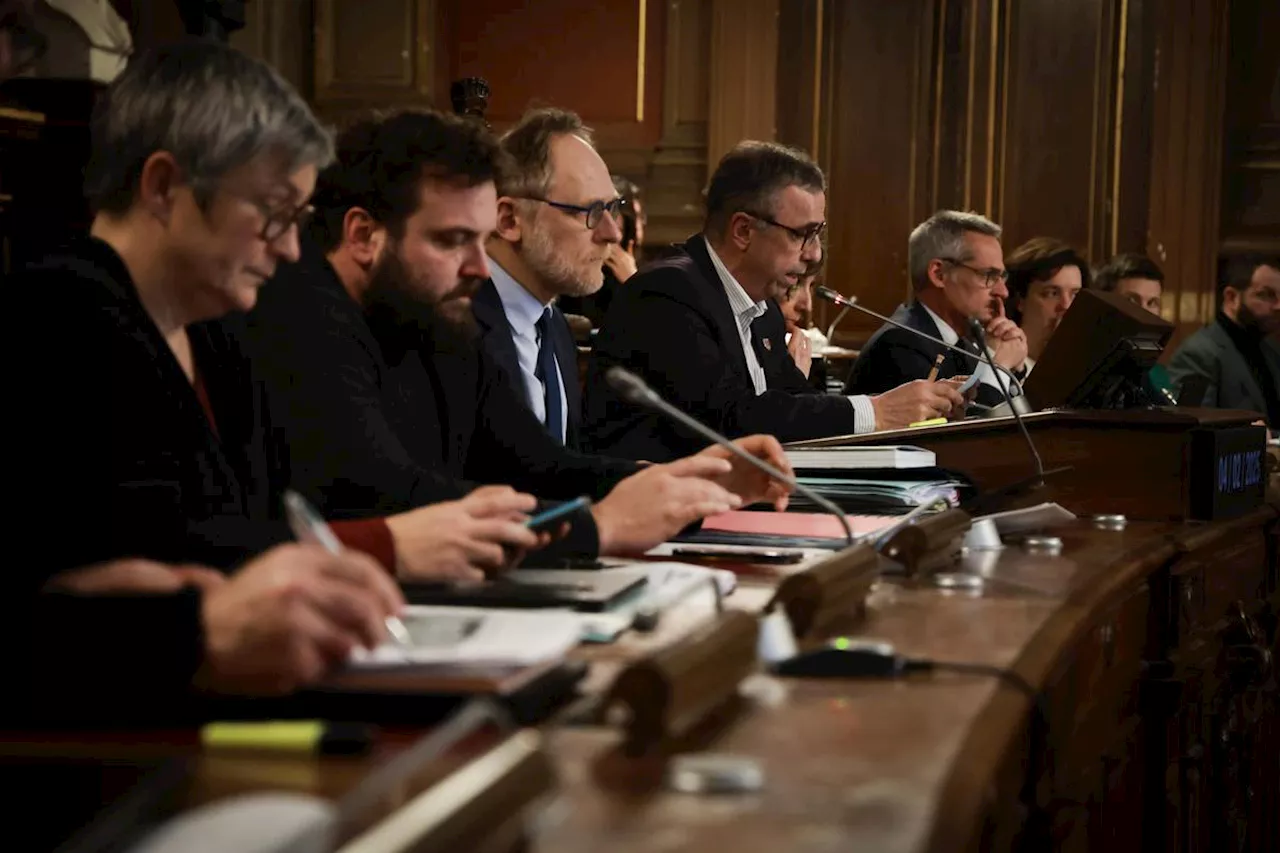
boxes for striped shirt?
[703,237,876,433]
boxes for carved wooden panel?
[706,0,778,171]
[1146,0,1230,351]
[997,0,1118,259]
[815,0,935,339]
[436,0,665,155]
[230,0,313,97]
[646,0,713,250]
[313,0,437,117]
[1219,0,1280,256]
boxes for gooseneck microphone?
[812,287,1025,393]
[967,319,1046,485]
[605,366,856,546]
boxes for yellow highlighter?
[201,720,374,755]
[908,417,949,428]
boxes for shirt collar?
[918,300,960,346]
[488,255,549,334]
[704,236,768,323]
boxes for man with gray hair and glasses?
[844,210,1029,408]
[584,141,964,461]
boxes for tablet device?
[401,568,648,612]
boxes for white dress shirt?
[488,257,569,443]
[918,301,1023,396]
[703,238,876,433]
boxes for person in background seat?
[1003,237,1089,373]
[1167,255,1280,427]
[1093,252,1164,316]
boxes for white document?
[785,445,937,470]
[349,606,581,668]
[977,502,1076,534]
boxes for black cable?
[901,657,1046,719]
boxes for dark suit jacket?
[473,277,583,449]
[7,238,293,585]
[842,301,1005,407]
[1167,317,1280,425]
[239,242,638,554]
[582,236,859,461]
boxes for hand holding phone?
[525,496,592,534]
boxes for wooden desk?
[789,407,1265,521]
[7,506,1275,853]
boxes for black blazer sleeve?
[243,290,479,518]
[843,324,1007,408]
[6,589,207,726]
[585,268,858,460]
[9,255,290,578]
[844,326,943,395]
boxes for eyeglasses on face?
[522,196,623,230]
[939,257,1009,288]
[252,200,315,242]
[743,211,826,250]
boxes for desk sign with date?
[1189,425,1267,520]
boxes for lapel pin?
[763,338,772,351]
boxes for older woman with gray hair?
[4,42,541,722]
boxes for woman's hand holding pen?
[195,543,404,696]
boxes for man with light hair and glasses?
[474,108,621,448]
[583,141,964,461]
[845,210,1029,408]
[4,43,419,723]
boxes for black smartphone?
[526,496,592,533]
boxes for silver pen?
[283,490,414,648]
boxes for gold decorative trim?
[811,0,824,156]
[1083,0,1109,262]
[996,0,1010,222]
[930,0,947,212]
[636,0,647,122]
[984,0,998,215]
[1109,0,1129,257]
[963,0,978,209]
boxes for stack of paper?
[350,607,581,668]
[787,476,963,514]
[786,445,936,470]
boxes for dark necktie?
[535,308,565,445]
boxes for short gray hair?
[907,210,1002,291]
[497,107,595,199]
[86,42,333,214]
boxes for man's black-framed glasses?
[744,211,826,250]
[939,257,1009,288]
[523,196,624,230]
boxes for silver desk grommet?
[932,572,985,591]
[1093,514,1127,531]
[1023,535,1063,555]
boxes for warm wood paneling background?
[216,0,1274,348]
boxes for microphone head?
[814,286,851,305]
[967,317,987,340]
[605,366,657,405]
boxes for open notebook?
[348,607,581,669]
